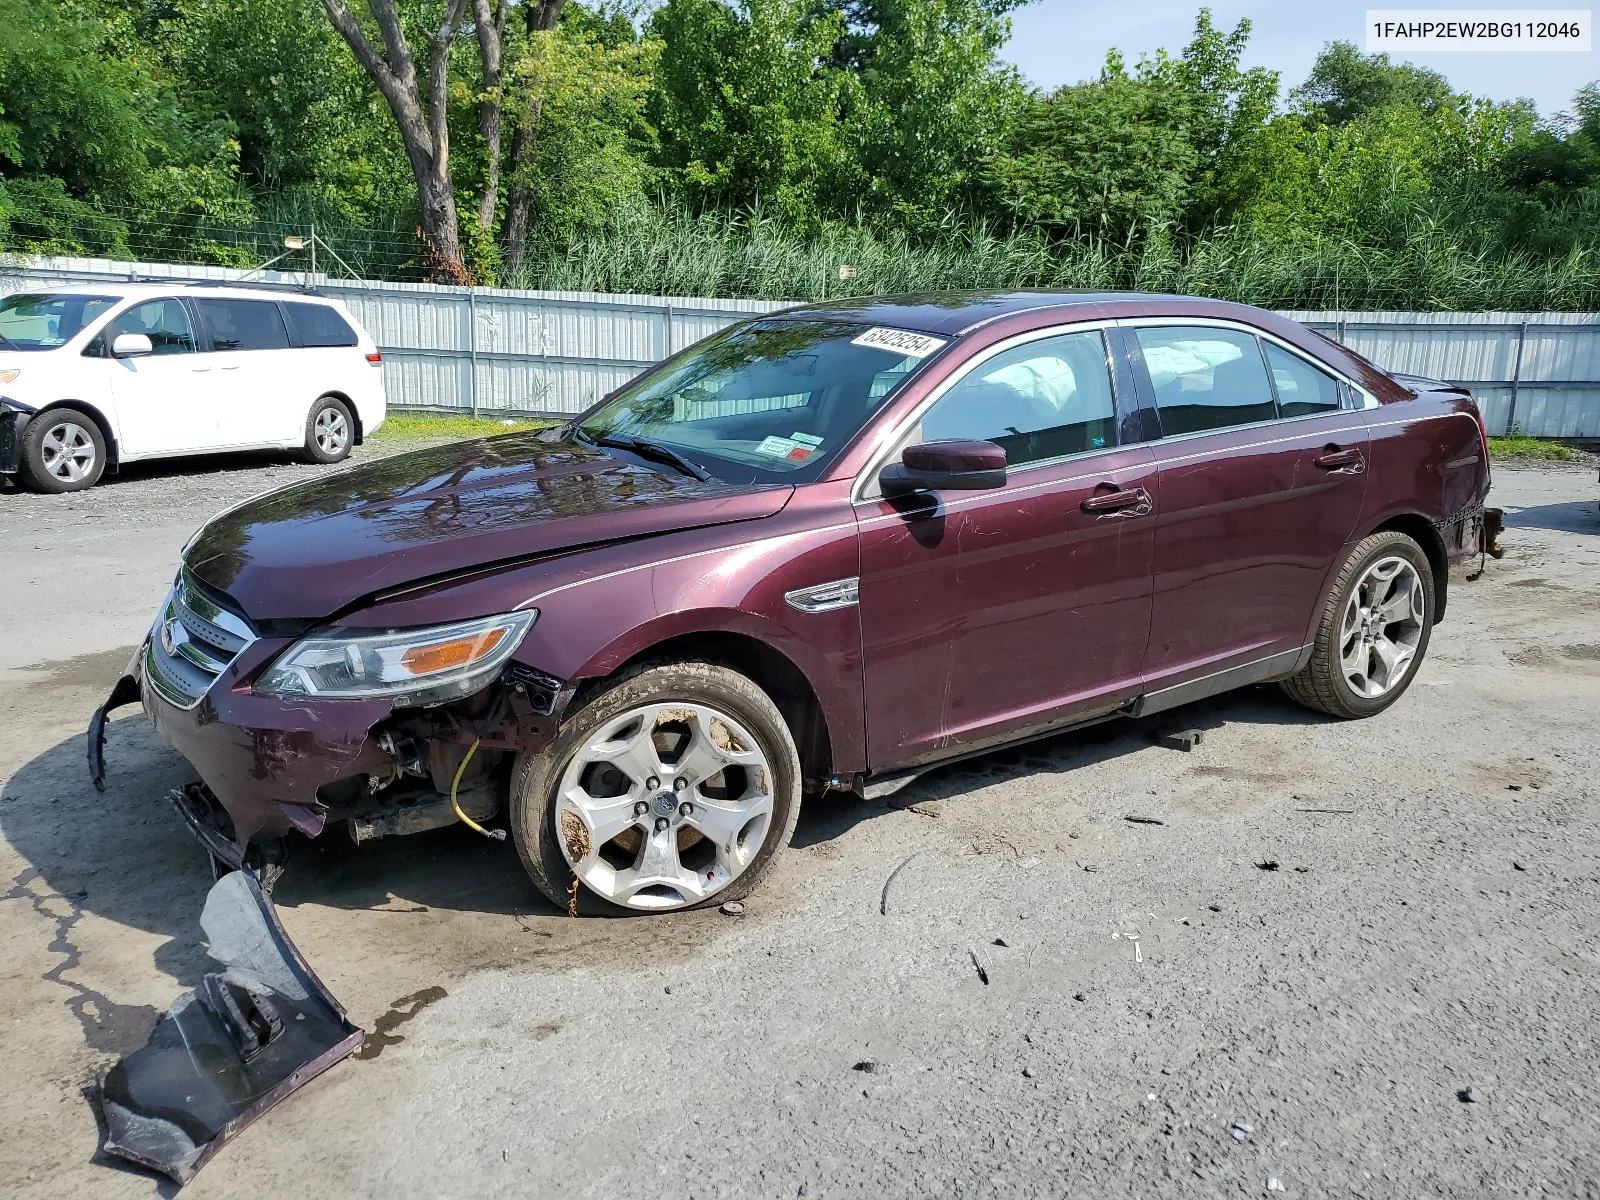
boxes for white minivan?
[0,283,386,492]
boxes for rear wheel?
[303,395,354,464]
[20,411,105,492]
[1281,530,1434,719]
[510,661,802,914]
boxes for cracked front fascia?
[129,635,568,850]
[141,638,398,847]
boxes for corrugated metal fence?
[5,255,1598,437]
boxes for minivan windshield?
[0,293,118,351]
[575,319,946,484]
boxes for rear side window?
[108,300,196,355]
[1135,327,1276,436]
[919,329,1117,466]
[197,299,290,352]
[284,301,358,348]
[1263,343,1342,418]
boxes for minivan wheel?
[1281,530,1435,719]
[303,396,354,464]
[20,411,106,492]
[510,661,802,914]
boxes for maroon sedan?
[95,291,1492,914]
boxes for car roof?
[15,281,333,303]
[763,289,1277,337]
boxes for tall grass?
[511,200,1600,310]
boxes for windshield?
[0,293,118,351]
[576,319,946,484]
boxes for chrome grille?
[143,571,256,710]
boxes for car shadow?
[1501,499,1598,535]
[790,684,1324,849]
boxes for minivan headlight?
[255,611,535,706]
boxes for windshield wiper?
[590,433,715,483]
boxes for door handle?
[1081,485,1152,516]
[1313,446,1364,472]
[191,366,212,372]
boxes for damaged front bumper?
[100,869,364,1184]
[88,579,567,856]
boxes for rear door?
[191,297,296,446]
[856,325,1157,769]
[102,298,214,458]
[1129,322,1370,695]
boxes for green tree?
[841,0,1027,228]
[1295,41,1457,125]
[648,0,854,226]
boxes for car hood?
[184,432,793,622]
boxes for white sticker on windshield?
[790,432,824,447]
[850,327,947,359]
[756,435,799,457]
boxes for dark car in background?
[94,291,1493,915]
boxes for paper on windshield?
[851,327,947,358]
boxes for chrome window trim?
[851,319,1121,505]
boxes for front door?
[1128,323,1371,692]
[104,298,214,458]
[857,327,1158,771]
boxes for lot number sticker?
[851,327,948,358]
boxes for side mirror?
[111,333,153,359]
[879,439,1007,495]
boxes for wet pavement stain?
[4,867,160,1056]
[356,985,449,1060]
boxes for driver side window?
[915,329,1117,467]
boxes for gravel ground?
[1,447,1597,1199]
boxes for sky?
[997,2,1599,119]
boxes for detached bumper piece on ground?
[98,869,363,1185]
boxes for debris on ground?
[99,870,363,1185]
[1230,1118,1255,1141]
[719,901,745,916]
[851,1060,887,1074]
[1267,1177,1287,1192]
[1295,807,1356,814]
[1255,861,1280,871]
[1155,729,1204,752]
[1022,1066,1036,1078]
[1073,992,1087,1002]
[1124,815,1166,825]
[1513,862,1527,872]
[992,936,1009,947]
[1458,1086,1479,1103]
[879,852,919,915]
[969,946,991,985]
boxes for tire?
[19,410,106,492]
[303,395,354,464]
[510,661,803,915]
[1281,530,1435,719]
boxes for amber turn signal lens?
[399,626,507,676]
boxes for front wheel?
[1281,530,1435,719]
[20,411,105,492]
[510,662,802,914]
[303,396,354,464]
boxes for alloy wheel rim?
[1339,555,1424,698]
[556,702,775,911]
[40,421,96,483]
[315,409,349,454]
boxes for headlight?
[255,611,536,706]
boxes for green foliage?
[649,0,855,225]
[1295,41,1457,125]
[1,0,1597,312]
[511,21,661,248]
[842,0,1028,228]
[1487,435,1574,460]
